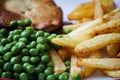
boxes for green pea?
[37,63,45,70]
[34,66,42,74]
[13,34,20,41]
[30,41,36,48]
[41,55,50,63]
[44,69,52,76]
[11,46,20,55]
[36,43,46,52]
[16,41,26,49]
[3,43,12,52]
[0,28,8,36]
[21,48,29,55]
[64,28,71,34]
[73,73,81,80]
[29,48,39,56]
[37,37,46,43]
[36,30,44,37]
[17,20,25,26]
[56,35,63,38]
[24,19,32,26]
[48,33,57,40]
[8,35,13,41]
[3,52,13,61]
[65,61,71,66]
[47,61,54,67]
[22,56,30,63]
[25,26,34,34]
[38,73,45,80]
[1,38,9,45]
[47,75,55,80]
[44,32,50,37]
[13,64,23,73]
[46,67,53,71]
[10,20,18,27]
[19,37,28,43]
[13,29,22,34]
[1,71,12,78]
[26,65,35,74]
[21,31,30,38]
[10,56,20,64]
[30,56,40,64]
[19,72,28,80]
[59,73,68,80]
[30,33,36,41]
[3,62,12,71]
[66,66,70,72]
[54,72,61,79]
[23,63,30,70]
[26,44,32,49]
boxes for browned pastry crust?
[0,0,63,32]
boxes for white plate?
[54,0,120,80]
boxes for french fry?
[83,50,103,78]
[107,43,120,57]
[75,33,120,54]
[51,18,120,48]
[94,0,104,19]
[103,8,120,22]
[77,58,120,70]
[68,19,103,37]
[68,0,115,20]
[49,49,66,72]
[103,70,120,78]
[57,49,70,61]
[81,18,93,22]
[68,1,94,20]
[100,0,116,13]
[70,55,82,78]
[63,22,89,31]
[51,19,103,47]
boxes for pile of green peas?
[0,19,81,80]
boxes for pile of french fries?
[49,0,120,79]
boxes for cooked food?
[68,0,115,20]
[0,0,63,32]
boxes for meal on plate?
[0,0,120,80]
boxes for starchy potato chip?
[83,50,103,78]
[100,0,116,13]
[63,22,89,31]
[94,0,104,19]
[70,55,82,78]
[57,49,70,61]
[68,1,94,20]
[68,0,115,20]
[103,8,120,22]
[75,33,120,54]
[107,43,120,57]
[51,19,103,47]
[77,58,120,70]
[52,18,120,48]
[103,70,120,78]
[49,49,66,72]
